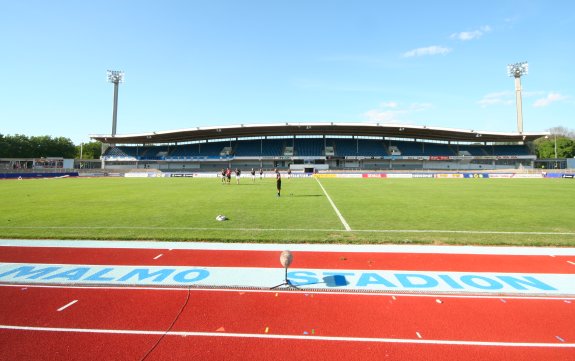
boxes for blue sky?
[1,0,573,144]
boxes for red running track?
[1,245,574,360]
[0,286,574,360]
[1,246,575,273]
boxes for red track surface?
[1,245,574,360]
[1,246,575,273]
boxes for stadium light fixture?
[507,62,528,134]
[107,70,125,137]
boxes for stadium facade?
[90,122,548,172]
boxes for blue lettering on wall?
[288,271,319,286]
[356,273,397,287]
[323,272,354,287]
[118,268,176,282]
[43,267,91,281]
[460,275,503,290]
[438,274,464,289]
[0,264,564,294]
[395,274,439,288]
[497,276,557,291]
[85,268,116,282]
[0,266,61,280]
[172,269,209,283]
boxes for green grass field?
[0,176,574,246]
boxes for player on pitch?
[275,169,282,197]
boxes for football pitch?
[0,176,574,246]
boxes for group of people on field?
[220,167,262,184]
[219,167,291,197]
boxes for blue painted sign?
[0,263,572,295]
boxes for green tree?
[535,136,575,158]
[0,134,75,158]
[76,141,102,159]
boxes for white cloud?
[533,92,568,107]
[380,101,398,108]
[364,109,405,122]
[450,25,491,41]
[402,46,451,58]
[478,91,513,107]
[363,102,431,122]
[409,103,433,111]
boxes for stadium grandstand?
[90,122,548,172]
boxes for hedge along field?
[0,176,573,246]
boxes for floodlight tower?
[107,70,125,137]
[507,62,528,134]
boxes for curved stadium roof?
[90,122,548,144]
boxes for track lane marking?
[2,284,575,300]
[314,178,351,231]
[1,325,574,348]
[153,254,163,260]
[57,300,78,312]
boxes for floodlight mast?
[507,62,528,134]
[107,70,124,137]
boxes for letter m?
[0,266,61,280]
[117,268,175,283]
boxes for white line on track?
[416,332,422,339]
[153,254,163,260]
[314,177,351,231]
[3,284,575,301]
[568,261,575,266]
[1,325,573,348]
[57,300,78,312]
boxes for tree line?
[0,129,573,159]
[533,127,575,159]
[0,134,101,159]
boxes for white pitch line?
[57,300,78,312]
[1,325,574,348]
[1,226,573,236]
[314,177,351,231]
[153,254,163,260]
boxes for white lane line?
[314,177,351,231]
[567,261,575,266]
[1,325,574,348]
[3,284,575,301]
[153,254,163,260]
[416,332,422,339]
[57,300,78,312]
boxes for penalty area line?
[314,177,351,231]
[1,325,574,348]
